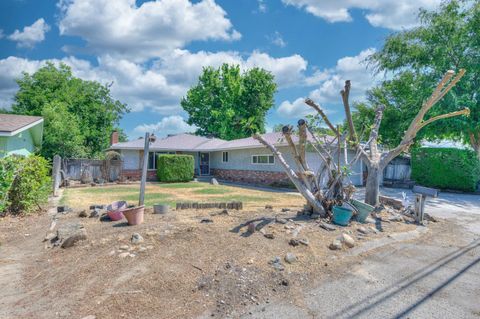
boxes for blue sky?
[0,0,440,139]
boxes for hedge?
[156,154,194,182]
[411,148,480,192]
[0,155,51,215]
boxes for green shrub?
[0,155,51,215]
[157,154,194,182]
[411,148,480,192]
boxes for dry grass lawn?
[61,181,304,210]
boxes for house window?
[147,151,175,169]
[222,151,229,163]
[252,154,274,165]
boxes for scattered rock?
[341,233,355,248]
[280,279,289,286]
[288,239,299,247]
[424,213,438,222]
[131,233,144,244]
[138,246,147,253]
[275,217,288,224]
[319,221,336,231]
[329,239,342,250]
[264,233,275,239]
[118,252,131,258]
[210,178,219,185]
[281,208,290,212]
[81,316,96,319]
[357,226,369,235]
[78,210,88,218]
[298,238,309,246]
[247,222,256,234]
[364,217,376,224]
[269,257,284,271]
[56,223,87,248]
[220,209,229,215]
[200,218,213,223]
[119,245,130,250]
[284,253,297,264]
[43,232,56,242]
[369,226,379,233]
[108,250,116,256]
[57,206,71,213]
[61,232,87,248]
[388,214,404,222]
[89,208,103,218]
[265,205,273,210]
[310,213,321,220]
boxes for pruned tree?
[253,116,361,217]
[340,70,470,205]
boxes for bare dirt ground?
[0,183,432,319]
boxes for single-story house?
[0,114,44,158]
[110,131,365,187]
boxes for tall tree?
[369,0,480,157]
[181,64,276,140]
[12,62,128,159]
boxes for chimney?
[110,130,119,146]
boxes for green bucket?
[332,206,353,226]
[350,199,375,223]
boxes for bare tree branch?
[304,98,339,135]
[341,80,357,144]
[417,108,470,130]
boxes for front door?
[199,152,210,175]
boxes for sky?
[0,0,442,139]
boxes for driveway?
[245,187,480,319]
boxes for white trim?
[251,154,275,165]
[0,118,43,137]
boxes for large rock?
[210,178,219,185]
[329,239,342,250]
[341,233,355,248]
[131,233,144,244]
[284,253,297,264]
[319,221,336,231]
[57,223,87,248]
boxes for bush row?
[156,154,194,182]
[0,155,51,215]
[411,148,480,192]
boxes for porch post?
[139,133,150,206]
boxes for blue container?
[332,206,353,226]
[350,199,375,223]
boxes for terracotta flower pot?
[122,206,145,226]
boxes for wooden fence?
[383,156,412,187]
[62,158,123,183]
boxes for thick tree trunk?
[365,164,382,206]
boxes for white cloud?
[278,48,380,118]
[0,49,309,112]
[8,18,50,48]
[257,0,267,13]
[281,0,441,30]
[58,0,241,61]
[133,115,196,136]
[269,31,287,48]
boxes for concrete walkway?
[244,188,480,319]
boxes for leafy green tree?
[369,0,480,157]
[181,64,276,140]
[41,102,86,159]
[12,63,128,159]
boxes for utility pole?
[139,132,156,206]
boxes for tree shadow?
[326,239,480,319]
[229,217,275,237]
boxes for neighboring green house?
[0,114,44,157]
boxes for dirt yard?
[0,182,430,319]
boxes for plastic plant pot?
[106,201,127,221]
[332,206,353,226]
[153,204,169,214]
[122,206,145,226]
[350,199,375,223]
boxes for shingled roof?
[111,132,335,152]
[0,114,44,135]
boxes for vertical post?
[52,155,61,196]
[139,133,150,206]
